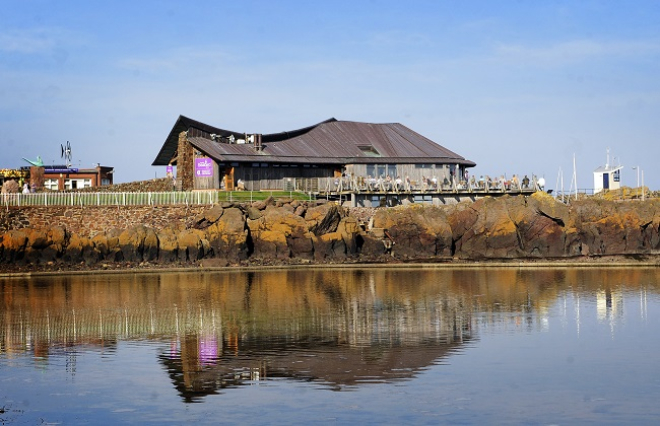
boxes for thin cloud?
[116,47,242,75]
[0,28,81,54]
[364,30,433,48]
[493,39,660,66]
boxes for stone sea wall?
[2,192,660,271]
[0,205,206,238]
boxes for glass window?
[358,146,380,157]
[387,164,397,178]
[44,179,59,190]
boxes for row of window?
[44,178,93,190]
[365,164,453,178]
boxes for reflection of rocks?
[3,194,660,268]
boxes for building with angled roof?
[153,116,476,198]
[593,149,623,194]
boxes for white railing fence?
[2,189,316,209]
[2,191,222,208]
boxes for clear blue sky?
[2,0,659,190]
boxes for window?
[387,164,397,178]
[44,179,59,191]
[358,145,380,157]
[613,170,620,182]
[64,179,92,190]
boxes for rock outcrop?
[2,194,660,271]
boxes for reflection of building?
[159,333,471,402]
[2,268,655,401]
[597,288,624,322]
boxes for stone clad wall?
[0,205,206,238]
[178,131,194,191]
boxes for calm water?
[1,267,659,425]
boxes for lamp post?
[632,166,640,189]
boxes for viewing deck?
[316,176,542,207]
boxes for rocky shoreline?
[2,192,660,275]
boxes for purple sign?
[195,158,213,177]
[166,165,173,175]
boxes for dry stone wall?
[1,205,206,238]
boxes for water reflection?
[1,268,658,402]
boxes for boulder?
[0,229,28,263]
[118,225,153,262]
[313,232,347,261]
[204,205,225,223]
[206,207,248,262]
[358,231,388,257]
[157,227,179,263]
[246,206,263,220]
[289,231,315,260]
[248,207,310,260]
[337,217,360,255]
[192,205,224,229]
[24,226,67,263]
[451,197,520,259]
[372,205,452,259]
[177,229,205,262]
[305,203,343,236]
[63,232,85,263]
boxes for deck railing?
[315,175,545,194]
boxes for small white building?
[593,150,623,194]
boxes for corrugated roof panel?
[162,118,476,167]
